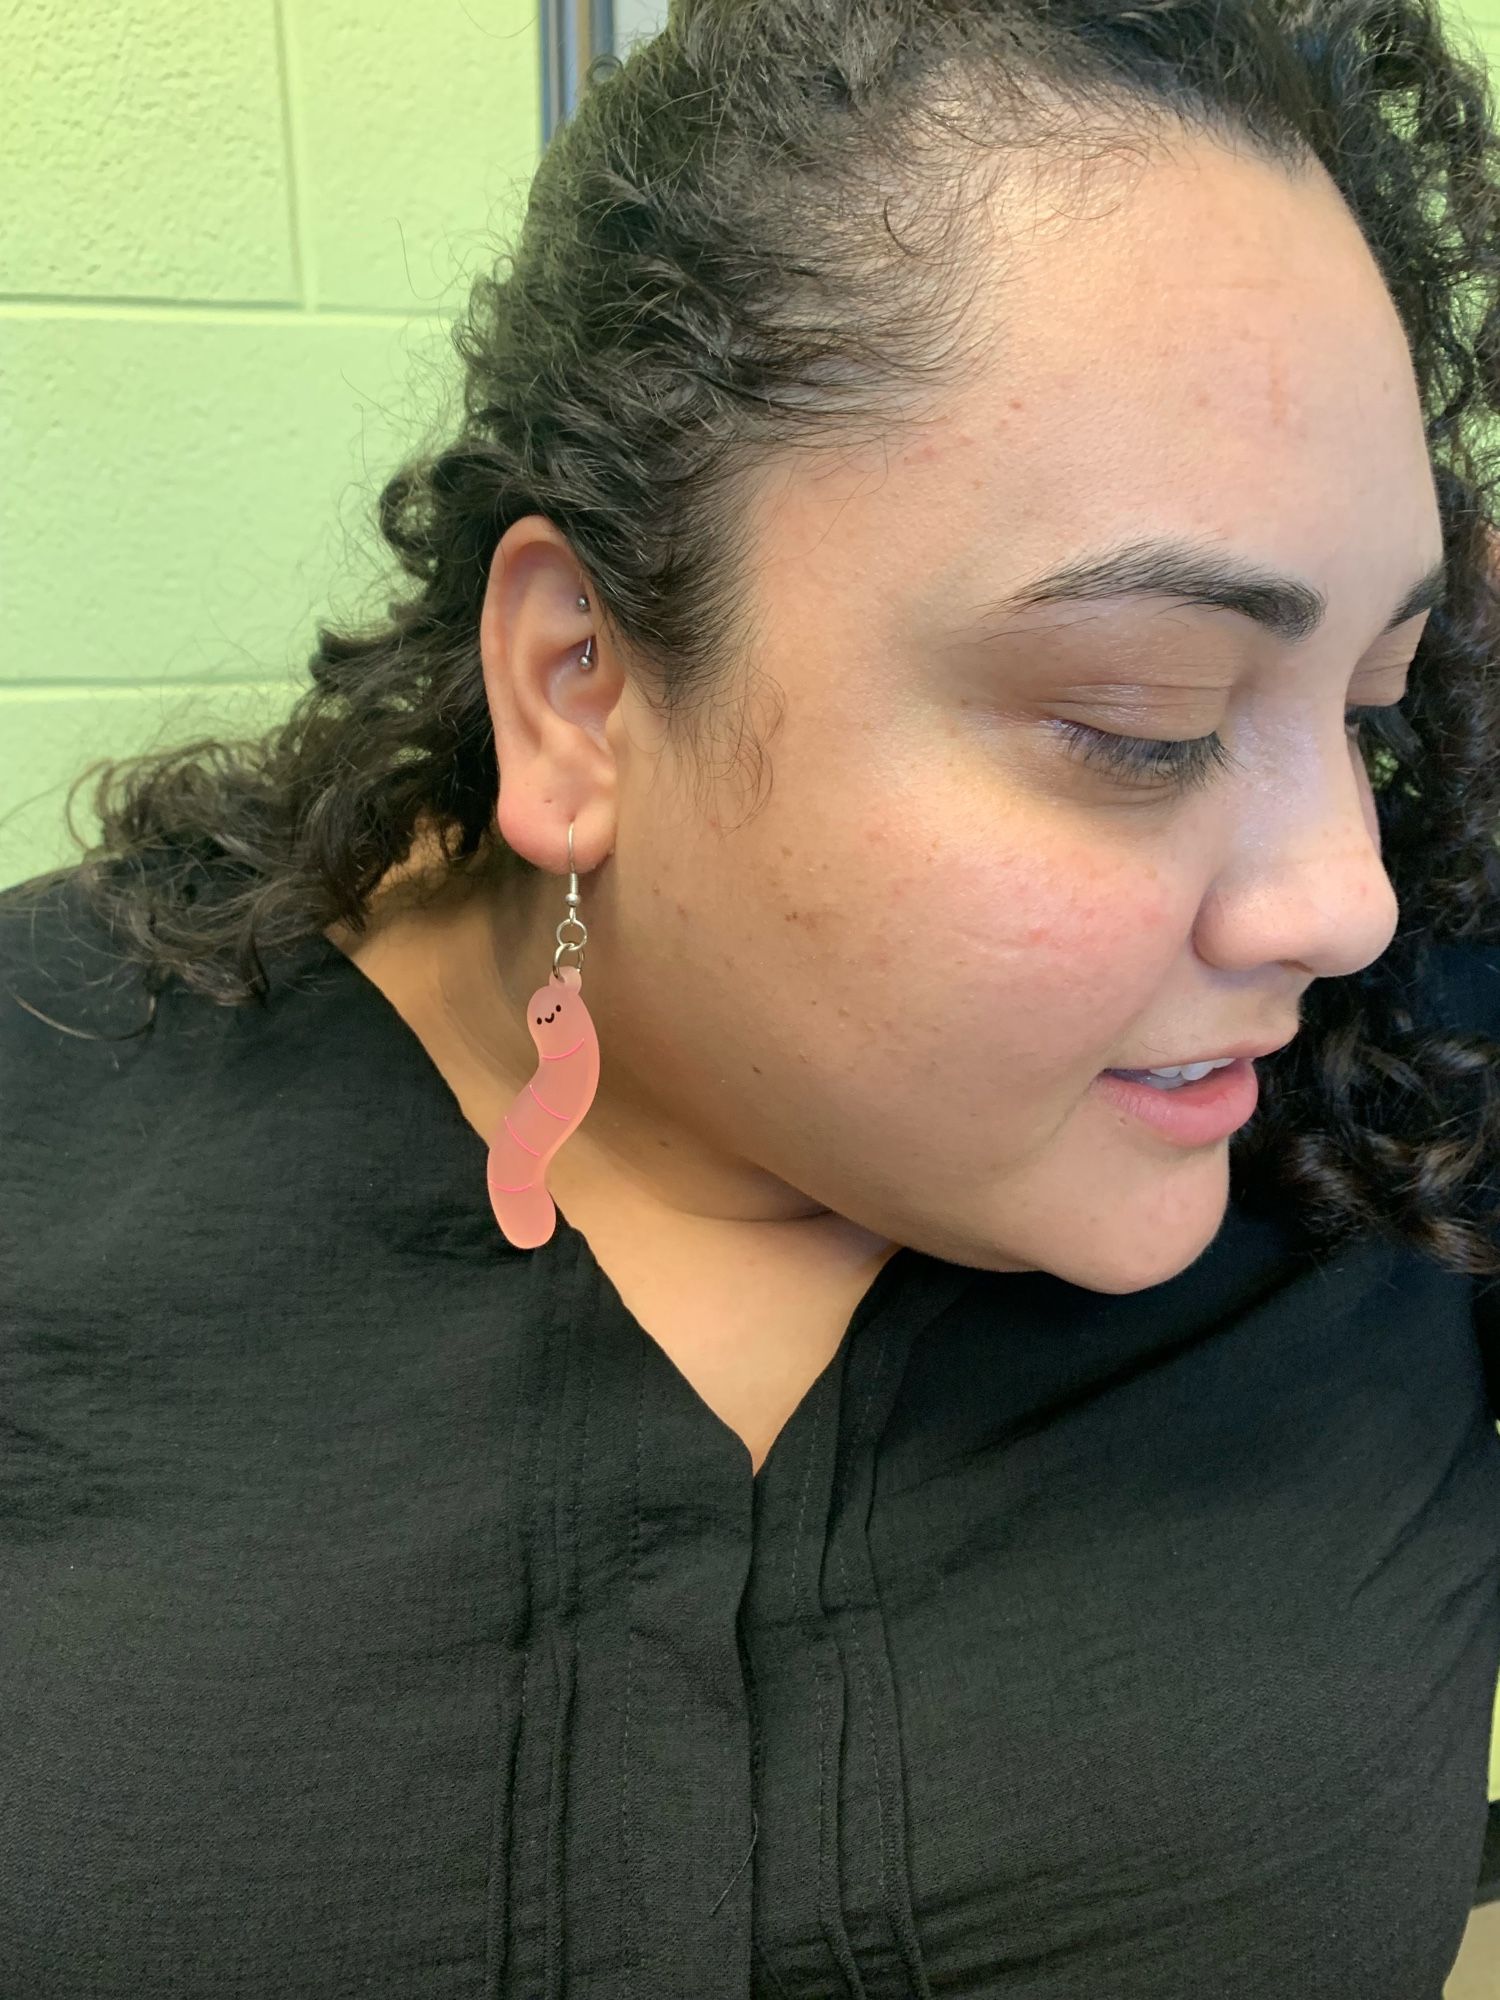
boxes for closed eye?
[1051,699,1406,792]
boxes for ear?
[478,515,619,873]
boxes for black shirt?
[4,866,1500,1998]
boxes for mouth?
[1092,1057,1260,1146]
[1101,1061,1234,1092]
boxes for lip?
[1108,1033,1298,1069]
[1091,1056,1261,1146]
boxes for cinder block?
[2,310,462,689]
[289,0,539,311]
[0,0,296,302]
[1450,0,1500,28]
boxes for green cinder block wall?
[6,0,1500,1804]
[1,0,539,888]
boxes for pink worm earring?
[485,594,603,1248]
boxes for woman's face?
[484,133,1443,1292]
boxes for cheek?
[819,804,1185,1071]
[942,851,1184,1061]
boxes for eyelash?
[1053,704,1401,793]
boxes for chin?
[1064,1211,1229,1296]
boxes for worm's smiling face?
[529,984,577,1050]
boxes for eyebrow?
[981,537,1449,644]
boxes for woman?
[5,0,1500,1992]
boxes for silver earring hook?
[554,819,587,976]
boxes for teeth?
[1108,1055,1239,1092]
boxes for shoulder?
[0,867,175,1243]
[0,865,361,1299]
[0,865,158,1065]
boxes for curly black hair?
[7,0,1500,1278]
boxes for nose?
[1204,728,1401,981]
